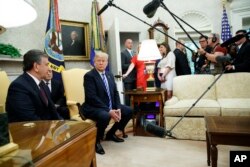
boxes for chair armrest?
[66,100,78,106]
[164,96,179,106]
[0,104,4,113]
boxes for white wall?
[0,0,248,74]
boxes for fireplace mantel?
[0,56,23,81]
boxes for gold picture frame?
[148,18,169,45]
[60,20,90,61]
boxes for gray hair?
[94,51,109,60]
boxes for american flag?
[221,6,232,42]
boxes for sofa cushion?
[216,73,250,99]
[164,99,221,117]
[173,75,216,100]
[218,98,250,116]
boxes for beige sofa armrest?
[164,96,179,106]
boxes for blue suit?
[6,73,61,122]
[81,68,132,141]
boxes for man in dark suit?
[44,69,70,119]
[6,49,61,122]
[225,29,250,72]
[121,39,136,105]
[63,31,84,55]
[174,40,191,76]
[81,51,132,155]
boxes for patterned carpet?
[96,134,249,167]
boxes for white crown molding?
[175,10,211,32]
[230,0,250,10]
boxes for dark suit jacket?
[232,41,250,72]
[174,48,191,76]
[121,49,136,83]
[81,69,121,116]
[6,73,60,122]
[64,40,84,55]
[50,79,66,106]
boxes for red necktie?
[39,81,48,106]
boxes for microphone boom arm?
[160,1,200,49]
[106,1,194,53]
[167,8,204,37]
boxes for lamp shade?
[138,39,162,61]
[0,0,37,28]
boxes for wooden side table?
[205,116,250,167]
[1,120,97,167]
[125,89,165,136]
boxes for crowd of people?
[121,29,250,100]
[4,29,249,156]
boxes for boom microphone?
[143,0,161,18]
[114,75,123,78]
[97,4,109,16]
[221,32,250,47]
[144,121,173,138]
[215,54,231,63]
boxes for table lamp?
[0,0,37,30]
[138,39,162,91]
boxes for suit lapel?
[237,42,246,56]
[23,73,49,107]
[93,69,107,93]
[94,69,113,99]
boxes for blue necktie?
[102,73,112,110]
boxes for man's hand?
[198,48,206,55]
[109,109,121,122]
[225,65,234,71]
[122,74,128,79]
[115,109,121,121]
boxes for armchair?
[62,68,130,136]
[0,71,10,112]
[62,68,93,122]
[0,71,19,156]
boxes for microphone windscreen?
[221,34,245,47]
[145,122,165,137]
[147,10,157,18]
[114,75,122,78]
[143,0,161,17]
[215,54,231,63]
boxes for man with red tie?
[6,49,61,122]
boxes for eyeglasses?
[199,40,206,43]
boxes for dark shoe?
[95,142,105,155]
[122,131,128,138]
[106,134,124,142]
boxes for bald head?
[176,40,185,51]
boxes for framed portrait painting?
[60,20,90,60]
